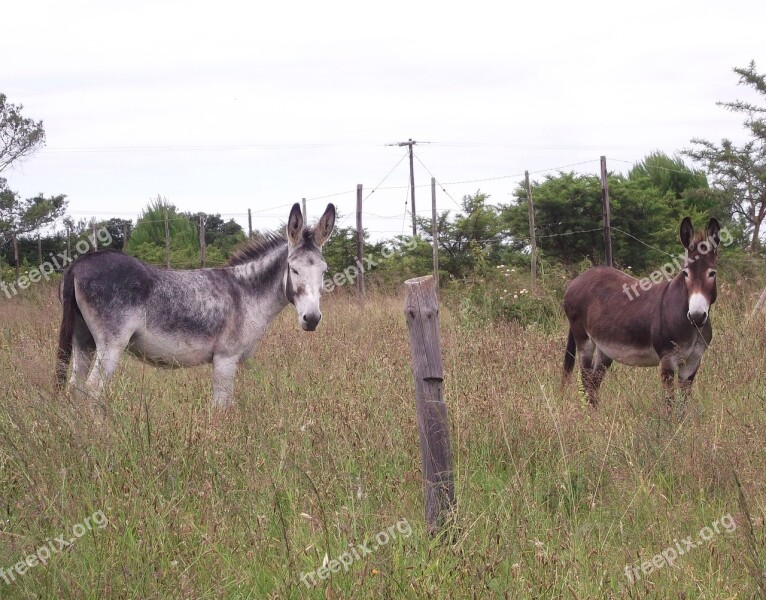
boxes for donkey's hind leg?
[577,337,601,406]
[589,348,613,402]
[85,341,127,402]
[69,315,96,397]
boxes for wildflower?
[513,294,518,299]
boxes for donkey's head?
[285,202,336,331]
[680,216,721,326]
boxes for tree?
[685,61,766,252]
[416,191,505,279]
[502,170,684,272]
[183,212,246,257]
[0,94,46,172]
[127,196,203,267]
[0,178,67,279]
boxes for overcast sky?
[2,0,765,239]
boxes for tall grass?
[0,277,765,598]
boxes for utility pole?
[301,198,307,222]
[387,139,421,238]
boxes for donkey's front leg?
[659,356,676,415]
[212,355,239,409]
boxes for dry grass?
[1,279,766,598]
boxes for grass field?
[1,276,766,598]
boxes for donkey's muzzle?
[302,313,322,331]
[687,311,708,326]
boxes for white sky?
[2,0,765,239]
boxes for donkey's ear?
[706,218,721,249]
[313,203,336,247]
[679,217,694,250]
[286,203,304,247]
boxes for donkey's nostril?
[302,315,308,322]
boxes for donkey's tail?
[54,269,77,391]
[563,329,577,383]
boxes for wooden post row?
[404,275,454,534]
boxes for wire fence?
[2,151,765,280]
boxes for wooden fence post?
[164,210,171,268]
[525,170,537,289]
[199,214,207,268]
[431,178,439,290]
[600,155,613,267]
[404,275,454,534]
[123,222,129,251]
[356,184,366,297]
[12,232,19,284]
[752,286,766,319]
[248,209,253,240]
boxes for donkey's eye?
[682,270,689,278]
[708,270,716,278]
[290,267,299,276]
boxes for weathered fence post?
[356,184,366,297]
[199,214,207,268]
[164,210,171,268]
[404,275,454,534]
[600,155,613,267]
[431,177,439,290]
[752,286,766,319]
[12,232,19,284]
[525,170,537,289]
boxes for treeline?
[1,63,765,286]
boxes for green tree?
[502,170,680,272]
[685,61,766,252]
[184,212,246,257]
[0,93,45,172]
[416,191,505,280]
[127,197,203,267]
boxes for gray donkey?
[55,203,335,407]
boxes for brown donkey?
[563,217,721,408]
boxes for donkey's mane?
[227,227,317,266]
